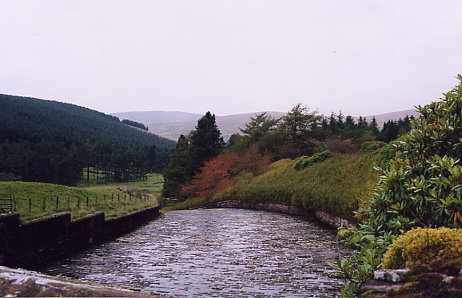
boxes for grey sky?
[1,0,461,116]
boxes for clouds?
[1,0,461,116]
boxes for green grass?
[0,174,163,222]
[167,153,380,222]
[81,173,164,195]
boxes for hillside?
[139,110,418,141]
[167,150,381,222]
[0,94,176,185]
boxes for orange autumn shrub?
[181,146,270,199]
[180,152,238,199]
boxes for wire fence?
[0,197,13,213]
[0,193,159,219]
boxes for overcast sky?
[1,1,461,116]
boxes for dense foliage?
[377,116,414,143]
[231,107,412,161]
[170,103,414,204]
[162,112,224,198]
[0,94,175,185]
[336,75,462,296]
[180,146,271,200]
[361,77,462,232]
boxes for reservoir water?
[41,208,350,297]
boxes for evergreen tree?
[278,104,322,156]
[189,112,224,174]
[337,111,345,130]
[162,135,192,198]
[345,115,356,129]
[368,116,380,136]
[239,112,280,143]
[328,113,339,135]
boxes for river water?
[41,209,351,297]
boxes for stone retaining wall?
[0,206,160,269]
[206,200,355,229]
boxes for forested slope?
[0,94,175,185]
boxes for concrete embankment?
[0,265,157,297]
[204,200,355,228]
[0,206,160,269]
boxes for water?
[41,209,350,297]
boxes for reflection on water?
[41,209,350,297]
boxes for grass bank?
[0,173,162,222]
[166,152,380,223]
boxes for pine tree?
[345,115,356,129]
[278,104,322,156]
[239,112,280,143]
[369,116,380,136]
[189,112,224,174]
[162,135,192,198]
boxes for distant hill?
[361,109,420,127]
[112,111,202,125]
[142,110,419,140]
[147,111,286,140]
[0,94,175,185]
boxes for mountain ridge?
[114,109,420,140]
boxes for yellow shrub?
[383,227,462,269]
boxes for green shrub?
[337,75,462,296]
[359,141,387,153]
[383,227,462,269]
[360,75,462,234]
[293,150,333,170]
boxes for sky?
[1,0,462,117]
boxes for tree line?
[163,105,415,199]
[121,119,149,131]
[0,94,175,185]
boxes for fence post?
[67,197,71,209]
[29,198,32,213]
[86,197,89,207]
[42,198,46,211]
[13,198,16,212]
[118,194,120,201]
[56,197,59,210]
[77,197,81,208]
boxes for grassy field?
[166,152,380,222]
[0,173,163,222]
